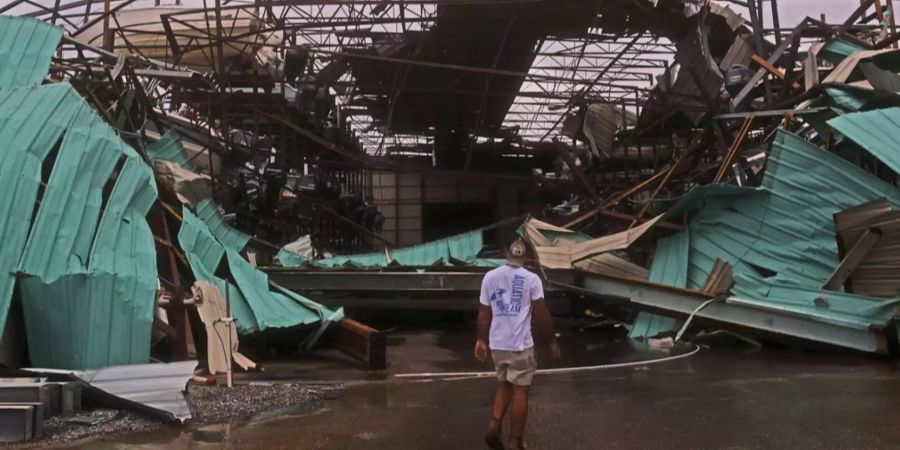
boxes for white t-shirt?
[479,265,545,351]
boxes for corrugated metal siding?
[719,34,754,71]
[0,17,62,88]
[819,38,866,66]
[287,229,486,268]
[29,361,197,422]
[833,200,900,297]
[0,81,158,370]
[829,108,900,174]
[146,130,197,170]
[628,231,688,339]
[0,84,81,338]
[652,130,900,329]
[178,208,335,334]
[194,198,250,252]
[179,209,258,333]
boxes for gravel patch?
[2,382,341,448]
[186,383,341,423]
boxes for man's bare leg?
[491,382,513,429]
[508,385,529,449]
[485,382,512,449]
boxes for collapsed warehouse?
[3,0,900,441]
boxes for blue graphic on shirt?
[490,275,527,316]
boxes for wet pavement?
[52,322,900,450]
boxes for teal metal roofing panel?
[0,17,62,88]
[277,248,309,268]
[147,131,340,335]
[819,38,866,66]
[629,231,688,339]
[194,198,250,252]
[0,83,82,337]
[292,229,486,268]
[178,209,258,333]
[225,249,322,329]
[447,230,484,263]
[178,208,340,334]
[19,104,126,279]
[828,108,900,174]
[473,258,506,267]
[1,82,158,369]
[390,240,451,266]
[660,130,900,328]
[823,87,871,112]
[146,130,196,170]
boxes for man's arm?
[475,304,492,361]
[533,298,561,358]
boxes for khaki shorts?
[491,347,537,386]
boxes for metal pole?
[770,0,782,46]
[225,284,233,388]
[746,0,771,102]
[102,0,111,50]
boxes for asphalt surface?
[57,325,900,450]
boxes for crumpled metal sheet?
[285,228,487,268]
[28,361,197,423]
[0,82,158,370]
[179,208,340,335]
[829,108,900,175]
[646,130,900,330]
[0,84,81,340]
[146,129,197,170]
[0,17,62,88]
[628,231,689,339]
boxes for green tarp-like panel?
[629,231,689,340]
[0,84,82,337]
[9,83,159,369]
[828,108,900,174]
[146,130,196,170]
[0,17,62,88]
[660,130,900,328]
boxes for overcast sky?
[761,0,864,26]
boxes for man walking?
[475,240,560,450]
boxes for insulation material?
[152,159,212,207]
[533,215,663,268]
[192,281,256,374]
[573,254,649,280]
[277,235,313,267]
